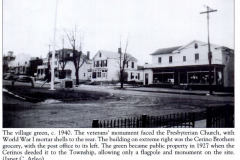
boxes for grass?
[4,85,111,102]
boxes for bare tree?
[65,27,86,85]
[119,37,134,89]
[58,38,68,79]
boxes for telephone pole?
[200,5,217,95]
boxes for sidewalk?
[124,86,234,97]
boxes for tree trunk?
[75,68,79,86]
[120,70,124,89]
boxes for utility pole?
[200,5,217,95]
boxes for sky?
[3,0,234,65]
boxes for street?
[3,80,234,128]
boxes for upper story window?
[158,57,162,63]
[195,53,199,62]
[99,53,101,57]
[126,62,128,68]
[101,60,107,67]
[194,43,198,49]
[96,61,99,67]
[169,56,172,63]
[183,56,186,62]
[132,62,134,68]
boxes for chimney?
[87,51,90,60]
[118,48,121,54]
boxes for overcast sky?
[3,0,234,65]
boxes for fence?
[206,105,234,128]
[92,112,195,128]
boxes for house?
[3,51,15,74]
[7,53,31,75]
[91,49,143,83]
[143,40,234,89]
[36,49,92,83]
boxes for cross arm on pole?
[200,10,217,14]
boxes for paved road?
[2,80,234,128]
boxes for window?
[84,73,86,77]
[195,53,199,62]
[226,56,229,63]
[158,57,162,63]
[131,62,134,68]
[126,62,128,68]
[169,56,172,63]
[97,70,101,77]
[131,72,134,79]
[96,61,99,67]
[93,61,96,67]
[194,43,198,49]
[183,56,186,62]
[99,53,101,57]
[138,73,140,80]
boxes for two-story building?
[92,49,143,83]
[143,40,234,89]
[36,49,92,83]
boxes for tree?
[58,38,68,79]
[119,38,135,89]
[65,28,86,85]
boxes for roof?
[150,46,181,55]
[137,66,144,70]
[95,50,138,61]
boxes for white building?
[8,53,31,75]
[91,49,143,83]
[144,40,234,88]
[36,49,92,83]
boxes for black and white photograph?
[2,0,234,128]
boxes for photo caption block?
[1,129,235,160]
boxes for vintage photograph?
[2,0,234,128]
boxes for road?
[2,80,234,128]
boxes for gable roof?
[93,50,138,61]
[150,46,181,55]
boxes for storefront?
[151,65,224,86]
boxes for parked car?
[17,75,32,82]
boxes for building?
[3,51,15,74]
[91,49,143,83]
[143,40,234,89]
[36,49,92,83]
[8,53,31,75]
